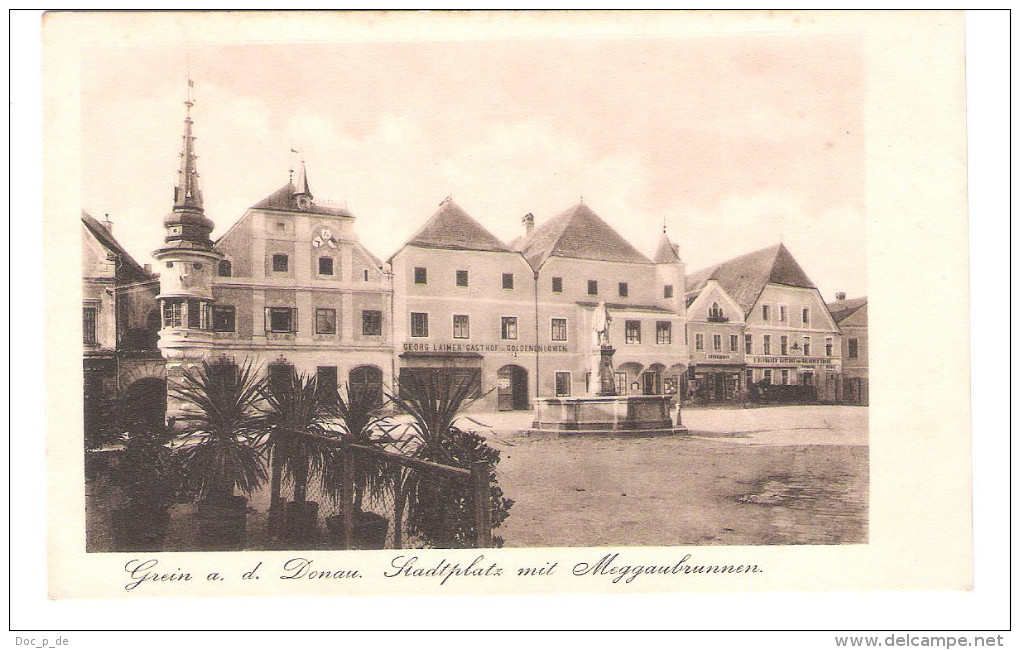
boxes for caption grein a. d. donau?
[121,553,762,591]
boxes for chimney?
[522,212,535,236]
[836,292,846,302]
[143,263,152,275]
[102,213,114,235]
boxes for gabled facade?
[389,198,537,410]
[828,294,868,405]
[686,243,842,402]
[514,204,688,401]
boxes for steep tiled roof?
[399,198,512,254]
[685,243,816,315]
[653,230,682,264]
[81,211,152,283]
[826,296,868,324]
[514,203,652,270]
[251,183,352,217]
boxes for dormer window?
[273,254,289,272]
[708,302,728,322]
[218,260,232,277]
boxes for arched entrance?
[349,365,384,408]
[122,377,168,426]
[496,365,529,411]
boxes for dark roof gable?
[251,183,352,217]
[685,243,816,315]
[826,296,868,324]
[81,211,152,283]
[514,202,652,269]
[397,198,512,255]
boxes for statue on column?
[589,301,617,396]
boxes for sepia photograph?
[36,10,982,612]
[77,15,868,554]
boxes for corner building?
[513,203,689,402]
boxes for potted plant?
[322,381,391,549]
[111,412,181,551]
[263,372,332,546]
[172,359,268,550]
[387,372,512,549]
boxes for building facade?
[828,294,868,405]
[685,244,842,402]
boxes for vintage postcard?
[42,10,971,601]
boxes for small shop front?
[689,362,744,402]
[746,355,842,402]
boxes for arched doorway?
[122,377,168,426]
[496,365,529,411]
[349,365,384,408]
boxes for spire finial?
[663,217,667,234]
[173,75,202,212]
[580,194,584,204]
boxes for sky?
[81,32,865,300]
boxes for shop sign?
[402,342,569,354]
[750,355,839,368]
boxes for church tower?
[152,79,223,409]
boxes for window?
[456,270,469,287]
[780,335,788,356]
[318,257,334,275]
[762,304,771,321]
[212,306,236,332]
[848,338,859,358]
[83,306,97,344]
[363,269,369,281]
[275,221,286,232]
[272,254,289,272]
[712,334,722,351]
[625,320,641,344]
[802,307,810,325]
[218,260,232,277]
[502,273,514,290]
[763,369,773,384]
[551,318,567,342]
[664,284,674,299]
[316,366,338,396]
[411,312,429,338]
[552,277,563,293]
[695,333,704,351]
[656,321,672,345]
[315,308,337,334]
[555,372,571,397]
[803,337,811,356]
[187,299,202,329]
[614,372,628,395]
[825,337,833,357]
[763,335,771,355]
[163,301,182,328]
[708,302,726,321]
[267,307,296,333]
[414,267,427,284]
[779,305,788,322]
[587,280,598,295]
[730,334,739,352]
[745,369,754,388]
[781,369,790,385]
[453,315,470,339]
[268,362,295,392]
[618,282,628,297]
[362,310,382,336]
[501,316,518,340]
[744,334,752,354]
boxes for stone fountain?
[531,302,685,435]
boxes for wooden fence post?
[471,460,492,548]
[341,445,354,550]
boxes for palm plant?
[386,371,511,548]
[263,372,333,543]
[172,359,268,506]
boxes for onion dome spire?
[160,77,215,250]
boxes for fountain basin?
[530,395,686,435]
